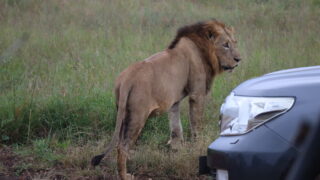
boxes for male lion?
[92,19,241,180]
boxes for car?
[199,66,320,180]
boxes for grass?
[0,0,320,178]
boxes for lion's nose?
[234,57,241,62]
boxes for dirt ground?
[0,146,210,180]
[0,146,135,180]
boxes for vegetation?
[0,0,319,179]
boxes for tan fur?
[92,19,241,180]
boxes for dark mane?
[168,22,206,49]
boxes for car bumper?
[207,125,298,180]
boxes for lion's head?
[169,19,241,74]
[205,20,241,72]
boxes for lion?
[91,19,241,180]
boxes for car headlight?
[220,92,295,136]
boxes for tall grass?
[0,0,320,178]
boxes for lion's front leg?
[189,94,205,140]
[168,102,183,149]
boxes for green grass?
[0,0,320,178]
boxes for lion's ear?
[227,26,235,33]
[230,26,235,32]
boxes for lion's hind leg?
[117,143,129,180]
[117,106,149,180]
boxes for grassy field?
[0,0,320,179]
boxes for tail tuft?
[91,154,105,166]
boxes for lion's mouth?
[222,64,238,71]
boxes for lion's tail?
[91,83,131,166]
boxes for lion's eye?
[223,42,229,49]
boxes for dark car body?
[202,66,320,180]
